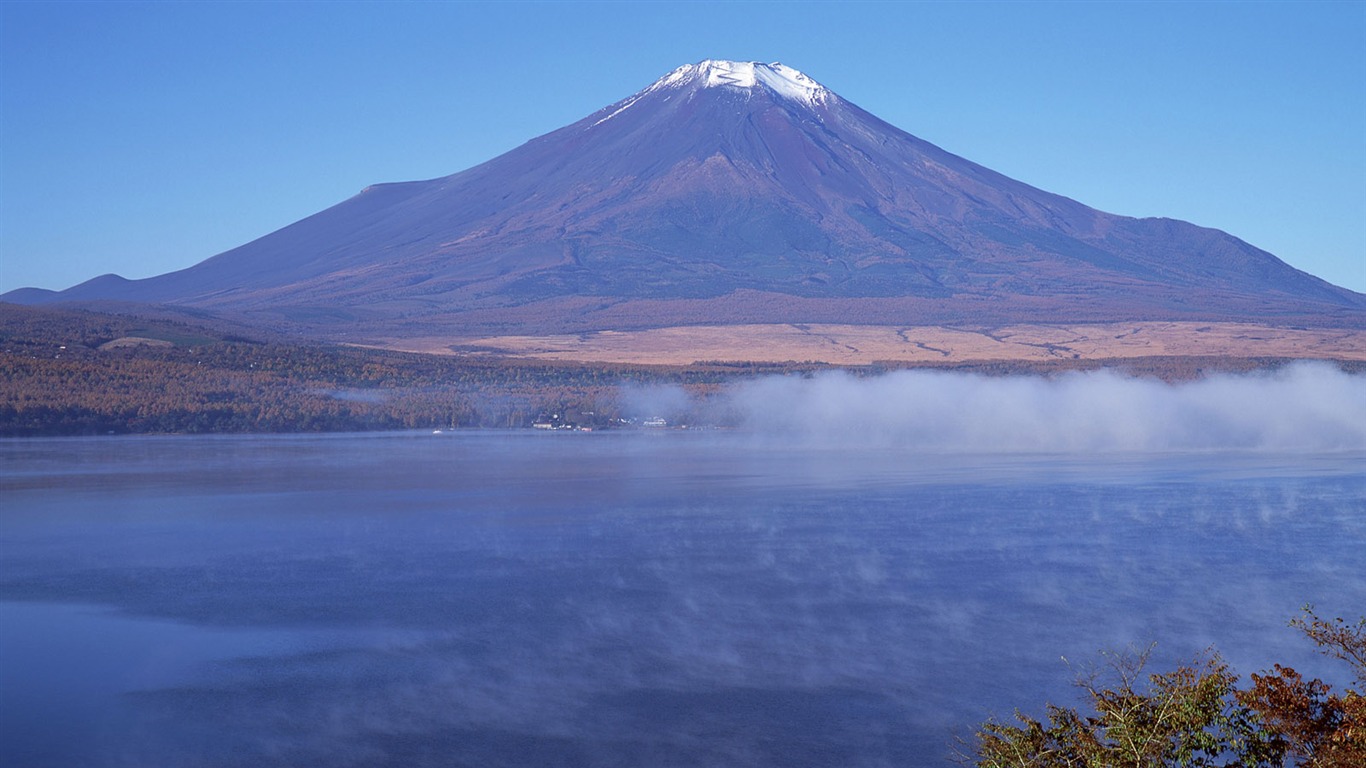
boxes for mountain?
[8,60,1364,339]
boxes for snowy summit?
[649,60,829,106]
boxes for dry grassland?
[381,322,1366,365]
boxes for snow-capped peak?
[648,60,829,106]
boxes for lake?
[2,431,1363,767]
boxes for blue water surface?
[2,431,1362,767]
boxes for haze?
[628,362,1366,452]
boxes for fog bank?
[717,362,1365,452]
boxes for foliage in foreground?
[969,607,1365,767]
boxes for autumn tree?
[1236,608,1365,767]
[968,646,1283,767]
[967,608,1364,767]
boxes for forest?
[0,303,804,435]
[2,302,1357,436]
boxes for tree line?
[4,302,1358,436]
[0,304,765,435]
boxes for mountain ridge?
[7,59,1364,340]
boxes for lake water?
[1,431,1362,767]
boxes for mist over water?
[2,366,1364,767]
[653,362,1366,452]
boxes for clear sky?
[2,0,1363,294]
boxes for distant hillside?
[0,303,727,435]
[4,303,1358,436]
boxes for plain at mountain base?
[378,322,1366,366]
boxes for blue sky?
[2,1,1363,294]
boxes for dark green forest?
[3,303,1356,436]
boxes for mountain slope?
[10,60,1364,336]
